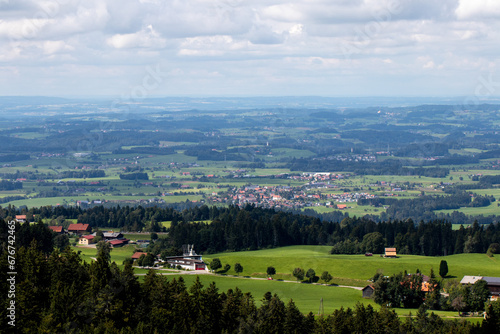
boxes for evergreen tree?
[439,260,448,278]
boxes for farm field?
[436,202,500,216]
[162,274,375,314]
[74,244,500,285]
[158,274,483,321]
[203,246,500,285]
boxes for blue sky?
[1,0,500,98]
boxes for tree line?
[2,204,499,256]
[58,170,106,178]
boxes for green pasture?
[72,244,136,265]
[203,246,500,285]
[435,202,500,216]
[160,274,373,315]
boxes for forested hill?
[2,204,499,256]
[0,244,494,333]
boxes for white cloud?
[107,25,166,49]
[0,0,499,97]
[456,0,500,20]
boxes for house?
[132,252,147,260]
[68,223,91,234]
[78,235,95,245]
[97,232,123,240]
[484,277,500,300]
[108,239,129,247]
[15,215,27,223]
[460,276,483,285]
[461,276,500,300]
[384,248,397,258]
[362,285,375,298]
[413,274,434,292]
[48,226,64,234]
[163,244,207,271]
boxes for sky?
[1,0,500,98]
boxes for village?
[207,172,377,210]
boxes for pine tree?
[439,260,448,278]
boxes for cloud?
[0,0,499,97]
[456,0,500,20]
[107,25,166,49]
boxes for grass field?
[72,243,494,319]
[132,273,482,321]
[162,274,374,314]
[72,244,135,265]
[203,246,500,285]
[436,202,500,216]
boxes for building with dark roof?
[362,285,374,298]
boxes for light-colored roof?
[460,276,483,284]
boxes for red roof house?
[78,235,95,245]
[132,252,147,259]
[109,239,129,247]
[48,226,64,233]
[67,223,91,234]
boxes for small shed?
[384,248,397,258]
[362,285,375,298]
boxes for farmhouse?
[132,252,147,260]
[108,239,129,247]
[96,231,123,240]
[68,223,91,234]
[164,244,207,271]
[460,276,500,300]
[15,215,27,222]
[384,248,397,258]
[48,226,65,234]
[78,235,95,245]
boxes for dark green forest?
[2,205,499,256]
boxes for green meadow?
[161,274,374,314]
[203,246,500,285]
